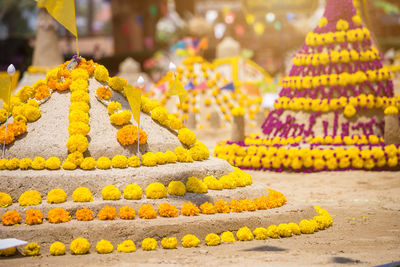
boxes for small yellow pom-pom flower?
[96,239,114,254]
[181,201,200,216]
[384,106,399,115]
[127,156,140,167]
[167,181,186,196]
[80,157,96,170]
[25,209,43,225]
[117,240,136,253]
[138,204,157,219]
[267,225,280,238]
[236,226,254,241]
[31,156,46,170]
[181,234,200,248]
[288,222,301,235]
[336,19,349,31]
[119,206,136,220]
[72,187,93,202]
[141,152,157,166]
[111,155,128,168]
[76,207,93,221]
[0,192,12,207]
[203,176,223,190]
[123,184,142,200]
[48,208,71,223]
[63,161,77,171]
[70,237,90,255]
[107,101,122,115]
[142,238,157,251]
[277,223,292,237]
[96,156,111,169]
[18,190,41,206]
[205,233,221,246]
[145,182,167,199]
[94,64,109,82]
[221,231,236,243]
[102,185,121,200]
[109,76,126,92]
[214,199,230,213]
[50,241,65,256]
[178,128,197,147]
[299,219,316,234]
[2,210,21,226]
[161,237,177,249]
[158,202,179,217]
[253,227,268,240]
[47,188,67,204]
[344,104,356,118]
[24,242,40,256]
[19,158,32,170]
[186,176,208,193]
[98,205,117,220]
[66,134,89,153]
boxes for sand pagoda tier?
[0,57,333,256]
[214,0,400,172]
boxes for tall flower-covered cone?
[214,0,400,172]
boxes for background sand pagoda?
[214,0,400,172]
[153,56,264,130]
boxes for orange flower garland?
[96,86,112,100]
[0,121,27,145]
[75,207,94,221]
[158,203,179,217]
[116,125,148,146]
[98,206,117,220]
[25,209,43,225]
[138,204,157,219]
[47,208,71,223]
[118,206,136,220]
[2,210,22,226]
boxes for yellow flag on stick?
[125,84,141,126]
[168,78,188,105]
[0,70,18,107]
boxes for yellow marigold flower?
[220,231,235,243]
[145,182,167,199]
[267,225,280,238]
[229,199,243,212]
[142,238,157,251]
[70,237,90,255]
[151,106,169,125]
[318,17,328,28]
[80,157,96,170]
[97,156,111,169]
[203,176,223,190]
[181,201,199,216]
[24,242,40,256]
[71,90,90,103]
[123,184,142,200]
[214,199,230,213]
[240,198,257,211]
[127,156,140,167]
[336,19,349,31]
[219,174,237,189]
[117,240,136,253]
[47,208,71,223]
[167,181,186,196]
[352,15,362,26]
[45,157,61,170]
[110,110,131,126]
[175,146,193,162]
[178,128,197,147]
[0,192,12,207]
[253,227,268,240]
[158,202,179,217]
[2,210,21,226]
[76,207,94,221]
[96,86,112,100]
[200,202,216,214]
[288,222,301,235]
[0,247,16,256]
[107,101,122,115]
[111,155,128,168]
[161,237,177,249]
[69,109,89,124]
[70,78,88,92]
[154,152,168,164]
[102,185,121,200]
[50,241,65,256]
[167,114,184,130]
[384,106,398,115]
[67,134,89,153]
[109,76,126,92]
[47,188,67,204]
[0,159,7,170]
[68,121,90,136]
[205,233,221,246]
[66,151,84,166]
[231,107,245,116]
[141,152,157,166]
[138,204,157,219]
[72,187,93,202]
[277,223,292,237]
[96,240,113,254]
[98,205,117,220]
[5,158,19,170]
[189,142,210,161]
[62,160,77,170]
[186,176,208,193]
[299,219,316,234]
[18,190,41,206]
[236,226,254,241]
[94,64,109,82]
[141,97,160,113]
[119,206,136,220]
[71,68,89,81]
[182,234,200,248]
[17,157,30,170]
[23,105,41,122]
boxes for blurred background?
[0,0,399,78]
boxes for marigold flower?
[31,156,45,170]
[175,146,193,162]
[19,158,32,170]
[96,86,112,100]
[75,207,94,221]
[0,192,12,207]
[96,239,113,254]
[50,241,65,256]
[48,208,71,223]
[127,156,140,167]
[24,242,40,256]
[138,204,157,219]
[167,114,183,130]
[0,159,7,170]
[34,84,50,100]
[151,106,169,125]
[181,234,200,248]
[94,64,109,82]
[219,174,237,189]
[98,206,117,220]
[205,233,221,246]
[142,238,157,251]
[0,247,16,256]
[80,157,96,170]
[145,182,167,199]
[214,199,230,213]
[62,160,77,170]
[141,152,157,166]
[161,237,177,249]
[96,156,111,169]
[72,187,93,202]
[70,237,90,255]
[110,110,131,126]
[71,68,89,81]
[71,90,90,103]
[25,209,43,225]
[111,155,128,168]
[67,134,89,153]
[102,185,121,200]
[178,128,197,147]
[180,201,199,216]
[240,198,257,211]
[119,206,136,220]
[158,202,179,217]
[200,202,216,214]
[167,181,186,196]
[220,231,236,243]
[288,222,301,235]
[68,121,90,136]
[108,76,126,92]
[267,225,280,238]
[236,226,254,241]
[5,158,19,170]
[186,176,208,193]
[2,210,21,226]
[18,190,41,206]
[70,78,88,92]
[45,157,61,170]
[107,101,121,115]
[229,199,243,212]
[123,184,142,200]
[69,109,89,124]
[117,240,136,253]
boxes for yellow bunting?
[168,77,188,105]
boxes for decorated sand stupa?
[154,56,264,129]
[214,0,400,172]
[0,57,333,256]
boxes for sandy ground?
[1,130,400,267]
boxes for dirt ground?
[1,133,400,267]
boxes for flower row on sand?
[1,189,285,226]
[214,142,400,172]
[0,206,332,257]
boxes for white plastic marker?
[2,64,15,158]
[0,238,27,250]
[136,76,145,155]
[169,62,177,72]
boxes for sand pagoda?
[214,0,400,172]
[0,57,333,256]
[153,56,264,130]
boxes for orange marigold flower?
[96,86,112,100]
[158,203,179,217]
[2,210,22,226]
[119,206,136,220]
[229,199,243,213]
[47,208,71,224]
[214,199,230,213]
[239,198,257,211]
[98,206,117,220]
[75,207,94,221]
[116,125,148,146]
[57,68,71,79]
[200,202,216,214]
[55,78,72,91]
[0,128,15,145]
[181,202,199,216]
[138,204,157,219]
[25,209,43,225]
[35,84,51,100]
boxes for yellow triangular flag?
[0,76,11,107]
[168,78,188,105]
[125,84,141,126]
[36,0,77,37]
